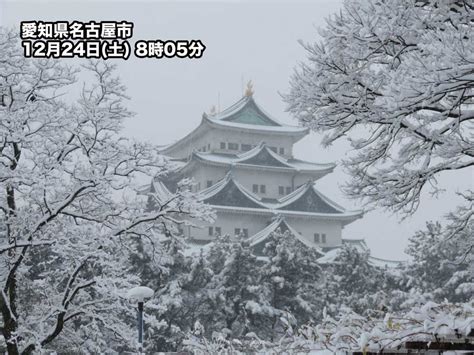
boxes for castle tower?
[153,94,363,251]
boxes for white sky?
[1,0,472,260]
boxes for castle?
[151,90,367,254]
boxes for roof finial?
[209,105,217,116]
[244,80,254,97]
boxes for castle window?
[228,143,239,150]
[321,233,327,244]
[235,228,241,236]
[279,147,285,155]
[278,186,285,195]
[286,186,292,194]
[209,227,214,236]
[220,142,226,149]
[207,143,211,151]
[206,180,213,188]
[242,228,248,238]
[252,184,259,193]
[215,227,221,235]
[314,233,320,243]
[260,185,266,194]
[241,144,252,151]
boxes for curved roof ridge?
[259,144,294,166]
[311,186,347,213]
[248,216,286,246]
[276,180,347,213]
[245,96,283,126]
[210,95,250,120]
[197,173,230,198]
[191,148,334,175]
[249,217,324,254]
[160,116,211,155]
[151,179,174,205]
[203,114,308,133]
[199,173,268,209]
[232,176,266,204]
[211,96,282,127]
[234,141,266,160]
[234,143,293,168]
[277,180,312,204]
[289,157,336,169]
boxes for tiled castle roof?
[199,174,268,209]
[248,216,324,255]
[204,96,308,133]
[160,96,309,157]
[195,174,362,221]
[192,142,335,174]
[276,180,344,214]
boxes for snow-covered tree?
[280,1,474,350]
[259,231,323,338]
[402,221,474,303]
[206,238,269,339]
[286,0,473,221]
[138,247,216,352]
[0,28,211,354]
[318,245,392,317]
[185,300,474,354]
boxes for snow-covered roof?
[368,255,404,268]
[199,173,269,209]
[191,142,335,175]
[248,216,324,254]
[275,180,349,214]
[150,179,175,205]
[197,174,362,222]
[341,238,369,252]
[210,95,281,126]
[317,242,403,268]
[204,96,308,134]
[317,248,342,265]
[161,96,308,156]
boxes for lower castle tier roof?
[151,173,362,223]
[183,217,401,268]
[248,216,325,255]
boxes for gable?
[239,148,290,167]
[278,188,341,214]
[221,100,280,126]
[203,179,264,209]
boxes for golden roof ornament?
[244,80,254,97]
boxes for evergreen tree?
[206,238,271,339]
[260,230,324,337]
[402,222,473,303]
[319,245,388,316]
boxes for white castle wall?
[191,164,324,200]
[166,126,296,160]
[186,211,269,241]
[184,209,343,248]
[212,128,294,158]
[284,216,343,248]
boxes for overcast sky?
[1,0,472,260]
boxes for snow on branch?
[286,0,474,216]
